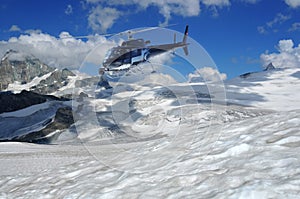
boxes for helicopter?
[102,25,189,72]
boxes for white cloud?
[65,4,73,15]
[9,25,21,32]
[86,0,201,27]
[188,67,227,83]
[84,0,263,30]
[142,73,178,85]
[87,0,201,16]
[257,26,267,34]
[149,52,174,66]
[288,22,300,32]
[24,29,42,34]
[239,0,259,3]
[284,0,300,8]
[266,13,291,28]
[277,39,294,52]
[258,13,291,34]
[201,0,230,7]
[88,5,121,32]
[0,32,114,69]
[261,39,300,69]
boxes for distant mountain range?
[1,49,299,146]
[0,50,78,96]
[0,50,97,143]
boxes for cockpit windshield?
[104,49,112,61]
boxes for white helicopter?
[102,25,189,72]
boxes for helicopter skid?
[107,64,131,72]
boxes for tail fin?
[183,25,188,44]
[174,33,176,43]
[182,25,189,55]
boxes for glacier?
[0,67,300,198]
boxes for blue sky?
[1,0,300,79]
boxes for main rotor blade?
[60,33,114,40]
[117,24,177,37]
[60,24,177,40]
[116,27,159,39]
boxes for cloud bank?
[261,39,300,69]
[0,32,114,69]
[188,67,227,83]
[85,0,265,32]
[84,0,300,33]
[284,0,300,8]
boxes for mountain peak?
[0,50,55,90]
[1,49,36,63]
[264,62,276,71]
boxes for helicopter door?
[131,49,143,64]
[123,50,131,64]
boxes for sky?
[1,0,300,79]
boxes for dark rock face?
[240,63,276,79]
[0,90,66,114]
[0,90,75,143]
[240,72,252,79]
[15,107,75,144]
[264,62,275,71]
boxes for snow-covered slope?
[0,101,69,141]
[1,109,299,198]
[226,67,300,111]
[0,67,300,198]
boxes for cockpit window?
[104,49,112,61]
[132,49,141,57]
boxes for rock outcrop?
[0,50,76,96]
[0,50,54,90]
[14,106,75,144]
[31,68,76,94]
[0,90,67,114]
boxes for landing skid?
[106,61,156,74]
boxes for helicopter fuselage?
[103,25,189,71]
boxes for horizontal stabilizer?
[183,46,189,56]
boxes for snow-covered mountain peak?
[264,62,276,71]
[0,50,89,96]
[226,67,300,111]
[1,49,36,62]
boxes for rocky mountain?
[0,50,81,143]
[0,50,76,95]
[0,90,74,143]
[0,50,106,143]
[240,62,276,79]
[0,50,54,90]
[30,68,76,95]
[0,90,66,114]
[11,106,75,144]
[264,62,276,71]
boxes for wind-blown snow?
[0,67,300,198]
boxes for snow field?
[1,67,300,198]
